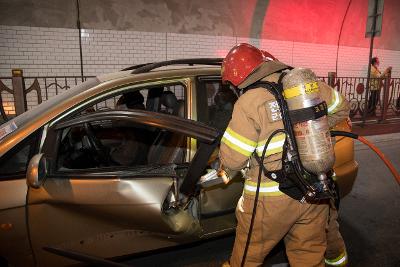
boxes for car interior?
[208,83,238,131]
[56,85,187,170]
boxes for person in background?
[368,57,392,116]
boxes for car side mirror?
[26,153,47,188]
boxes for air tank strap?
[278,71,288,85]
[253,145,305,201]
[289,101,328,124]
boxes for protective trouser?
[230,193,329,267]
[367,90,380,114]
[325,204,348,266]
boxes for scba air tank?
[282,68,335,182]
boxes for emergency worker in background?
[367,57,392,116]
[219,43,350,267]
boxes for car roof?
[99,58,223,82]
[98,65,221,83]
[0,65,222,157]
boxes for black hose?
[330,130,358,139]
[241,129,286,267]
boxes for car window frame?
[39,77,192,166]
[48,78,190,129]
[42,109,221,192]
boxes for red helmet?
[260,50,276,61]
[221,43,264,87]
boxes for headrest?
[214,89,237,106]
[161,91,178,109]
[122,91,145,109]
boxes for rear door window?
[82,85,186,117]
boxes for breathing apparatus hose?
[330,131,400,185]
[240,130,399,266]
[240,129,287,267]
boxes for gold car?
[0,59,358,267]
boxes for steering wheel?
[83,122,111,166]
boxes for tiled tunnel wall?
[1,25,399,114]
[2,25,399,78]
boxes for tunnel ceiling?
[0,0,399,50]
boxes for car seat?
[146,87,164,112]
[116,90,145,110]
[147,91,186,164]
[209,88,237,131]
[160,90,185,117]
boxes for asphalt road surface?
[125,134,400,267]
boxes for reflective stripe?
[225,127,257,147]
[221,127,256,157]
[256,133,286,156]
[283,82,319,99]
[325,251,347,266]
[328,89,341,114]
[244,180,283,196]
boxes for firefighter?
[219,43,349,267]
[260,50,349,267]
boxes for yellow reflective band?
[221,136,253,157]
[328,89,342,114]
[225,127,257,147]
[256,133,286,157]
[283,81,319,99]
[245,180,280,187]
[325,251,348,266]
[221,127,257,157]
[243,180,283,196]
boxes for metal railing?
[321,72,400,123]
[1,69,399,124]
[0,70,94,122]
[23,76,94,104]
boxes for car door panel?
[0,130,41,267]
[0,180,33,267]
[200,176,243,217]
[0,179,27,209]
[28,177,192,267]
[28,110,220,266]
[29,178,173,227]
[194,76,244,237]
[198,176,243,238]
